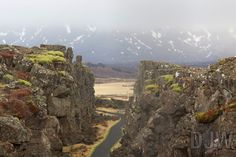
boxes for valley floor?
[63,107,121,157]
[94,78,135,100]
[63,78,134,157]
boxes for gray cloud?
[0,0,236,30]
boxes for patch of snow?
[132,35,152,50]
[0,32,8,36]
[74,35,84,42]
[2,40,6,44]
[175,72,180,77]
[88,25,97,32]
[34,27,43,36]
[151,30,157,39]
[65,25,71,34]
[206,51,213,58]
[19,27,26,41]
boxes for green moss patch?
[170,83,182,93]
[3,74,14,81]
[17,79,32,87]
[44,51,64,57]
[144,79,156,85]
[161,74,174,83]
[145,84,159,95]
[58,70,66,76]
[195,109,222,123]
[25,51,65,64]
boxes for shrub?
[17,79,32,87]
[170,83,182,93]
[25,51,65,64]
[10,88,32,98]
[161,75,174,83]
[145,84,159,95]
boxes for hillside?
[112,57,236,157]
[86,63,137,78]
[0,44,95,157]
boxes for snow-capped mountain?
[0,25,235,64]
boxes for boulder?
[0,116,31,144]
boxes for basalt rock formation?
[0,44,95,157]
[112,57,236,157]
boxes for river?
[91,110,125,157]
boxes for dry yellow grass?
[94,78,135,100]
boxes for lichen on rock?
[0,44,96,157]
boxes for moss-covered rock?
[3,74,14,82]
[170,83,182,93]
[25,51,65,64]
[16,79,32,87]
[195,109,222,123]
[145,84,160,95]
[161,74,174,83]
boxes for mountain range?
[0,25,236,64]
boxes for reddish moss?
[0,51,16,59]
[8,98,31,119]
[10,88,32,98]
[15,71,29,80]
[26,101,39,114]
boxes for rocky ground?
[0,44,95,157]
[111,58,236,157]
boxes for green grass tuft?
[170,83,182,93]
[3,74,14,81]
[195,109,222,123]
[17,79,32,87]
[161,74,174,83]
[44,51,64,57]
[145,84,159,95]
[25,51,65,64]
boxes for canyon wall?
[0,44,95,157]
[112,58,236,157]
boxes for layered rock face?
[0,44,95,157]
[112,58,236,157]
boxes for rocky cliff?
[112,57,236,157]
[0,44,95,157]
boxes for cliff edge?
[0,44,95,157]
[112,58,236,157]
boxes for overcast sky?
[0,0,236,30]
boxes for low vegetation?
[0,51,16,59]
[17,79,32,87]
[195,99,236,123]
[161,74,174,83]
[145,84,159,95]
[170,83,182,93]
[25,51,65,64]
